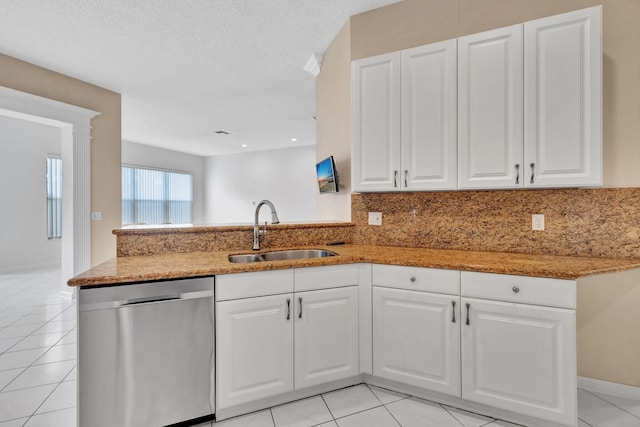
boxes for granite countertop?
[68,244,640,287]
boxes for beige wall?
[316,21,352,221]
[316,0,640,220]
[0,53,121,267]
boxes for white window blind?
[122,166,193,225]
[46,155,62,239]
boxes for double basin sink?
[229,249,336,263]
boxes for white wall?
[121,141,206,224]
[205,145,318,224]
[0,115,61,272]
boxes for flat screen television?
[316,156,339,193]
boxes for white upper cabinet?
[352,52,402,192]
[352,6,602,192]
[458,25,524,189]
[524,6,602,187]
[352,40,457,192]
[401,40,458,190]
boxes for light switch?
[91,211,103,221]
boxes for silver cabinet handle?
[512,286,520,294]
[465,303,470,325]
[404,170,408,188]
[286,298,291,320]
[393,170,398,188]
[298,297,303,319]
[530,162,535,184]
[451,301,456,323]
[515,163,520,184]
[410,276,416,283]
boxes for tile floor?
[0,267,639,426]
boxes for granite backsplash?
[352,188,640,259]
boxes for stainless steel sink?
[228,254,265,263]
[228,249,337,263]
[262,249,336,261]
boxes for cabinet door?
[458,25,523,189]
[401,39,458,191]
[461,297,576,425]
[294,287,359,389]
[352,52,402,192]
[216,294,294,409]
[373,287,461,397]
[524,6,602,188]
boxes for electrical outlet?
[368,212,382,226]
[532,214,544,231]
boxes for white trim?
[578,376,640,400]
[0,85,99,294]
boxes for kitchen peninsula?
[71,216,640,427]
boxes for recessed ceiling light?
[291,138,297,142]
[241,144,247,148]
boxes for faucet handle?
[259,221,268,237]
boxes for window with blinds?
[46,155,62,239]
[122,166,193,226]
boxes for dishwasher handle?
[80,289,214,312]
[119,295,182,307]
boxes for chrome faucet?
[253,200,280,250]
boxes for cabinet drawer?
[372,264,460,295]
[216,269,294,301]
[461,271,576,309]
[295,264,359,292]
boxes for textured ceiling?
[0,0,402,156]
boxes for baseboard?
[578,376,640,400]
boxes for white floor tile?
[591,390,640,418]
[36,381,76,414]
[8,333,65,352]
[0,339,22,355]
[386,397,461,427]
[214,410,274,426]
[335,406,399,427]
[315,422,337,427]
[0,384,56,421]
[63,367,76,382]
[33,344,76,365]
[51,310,76,322]
[0,325,41,340]
[323,385,381,419]
[10,313,58,327]
[442,405,495,427]
[55,331,76,346]
[577,389,640,427]
[31,320,75,336]
[0,348,49,371]
[0,317,22,328]
[484,421,524,427]
[0,417,28,426]
[0,369,24,391]
[5,361,75,391]
[271,396,332,427]
[578,420,590,427]
[368,385,408,405]
[24,407,76,427]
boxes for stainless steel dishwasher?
[78,277,215,427]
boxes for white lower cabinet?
[371,266,577,426]
[216,266,359,411]
[461,297,577,425]
[295,287,359,389]
[373,287,460,396]
[216,294,294,409]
